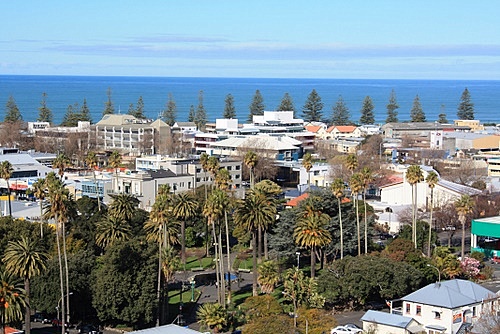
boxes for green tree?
[172,192,197,273]
[30,178,47,237]
[134,96,146,119]
[53,153,71,180]
[0,161,13,217]
[277,92,295,113]
[344,153,358,175]
[162,93,177,126]
[438,113,448,124]
[223,93,236,119]
[108,150,122,193]
[302,152,313,190]
[360,167,373,254]
[244,151,258,188]
[188,105,195,123]
[248,90,265,123]
[61,103,79,127]
[349,173,363,256]
[406,165,424,248]
[455,194,474,259]
[108,194,139,223]
[85,151,101,211]
[195,90,207,131]
[0,270,26,334]
[359,96,375,125]
[103,87,114,116]
[331,95,350,125]
[79,98,92,123]
[385,89,399,123]
[257,260,280,294]
[294,205,332,278]
[37,92,53,123]
[410,95,426,122]
[196,303,227,333]
[330,178,345,259]
[95,215,131,250]
[302,89,323,122]
[425,171,439,257]
[4,96,22,123]
[3,237,48,334]
[457,88,474,120]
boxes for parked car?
[441,225,456,231]
[331,325,363,333]
[32,312,50,323]
[344,324,362,330]
[77,324,102,334]
[364,300,387,310]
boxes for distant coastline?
[1,75,499,125]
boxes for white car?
[331,325,363,334]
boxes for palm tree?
[0,270,26,334]
[455,194,475,259]
[350,173,363,256]
[95,215,131,250]
[0,161,14,217]
[196,303,227,334]
[254,180,281,259]
[161,245,180,325]
[302,152,313,190]
[406,165,424,248]
[331,178,345,259]
[360,167,373,254]
[52,153,71,181]
[31,178,46,237]
[257,260,280,294]
[214,168,232,191]
[108,194,139,223]
[108,150,122,194]
[3,237,48,334]
[233,190,275,296]
[344,154,358,175]
[172,192,197,272]
[294,205,332,278]
[85,151,101,211]
[244,151,258,188]
[426,171,439,256]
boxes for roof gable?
[305,125,321,133]
[334,125,356,132]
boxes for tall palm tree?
[254,180,281,259]
[455,194,475,259]
[331,178,345,259]
[302,152,313,190]
[200,153,210,256]
[233,190,275,296]
[172,192,198,273]
[425,171,439,256]
[85,151,101,211]
[108,194,139,223]
[214,168,232,191]
[95,215,132,250]
[244,151,258,188]
[0,161,14,217]
[350,173,363,256]
[108,150,122,194]
[31,178,47,237]
[3,237,48,334]
[53,153,71,181]
[344,154,358,175]
[0,270,26,334]
[294,205,331,278]
[360,167,373,254]
[406,165,424,248]
[257,260,280,294]
[161,245,180,325]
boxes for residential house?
[324,125,362,139]
[361,310,423,334]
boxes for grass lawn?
[168,288,198,304]
[184,255,215,270]
[231,289,253,306]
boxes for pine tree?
[457,88,474,120]
[162,93,177,126]
[302,89,323,122]
[4,95,22,122]
[79,98,92,123]
[103,87,115,116]
[359,96,375,124]
[223,93,236,119]
[135,96,146,119]
[127,103,135,116]
[61,103,79,127]
[188,105,195,123]
[438,113,448,124]
[277,92,295,113]
[248,90,265,123]
[37,92,53,123]
[385,89,399,123]
[194,90,207,130]
[410,95,426,122]
[331,95,350,125]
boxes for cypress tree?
[37,92,53,123]
[4,95,22,122]
[359,96,375,125]
[385,89,399,123]
[457,88,474,120]
[162,93,177,126]
[223,93,236,119]
[248,90,265,123]
[331,95,351,125]
[302,89,323,122]
[410,95,426,122]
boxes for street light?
[56,292,73,322]
[282,291,297,328]
[295,252,300,268]
[427,264,441,283]
[190,279,196,302]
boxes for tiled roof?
[334,125,356,132]
[305,125,321,133]
[402,279,495,308]
[326,126,335,133]
[286,193,309,207]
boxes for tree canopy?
[331,95,350,125]
[359,96,375,125]
[410,95,426,122]
[457,88,474,120]
[302,89,323,122]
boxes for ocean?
[1,75,499,125]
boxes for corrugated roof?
[361,310,416,328]
[130,324,203,334]
[402,279,494,309]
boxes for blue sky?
[2,1,500,79]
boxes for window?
[416,305,421,316]
[434,312,441,319]
[406,304,411,314]
[236,165,241,170]
[472,306,476,317]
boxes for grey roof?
[130,324,203,334]
[148,169,177,179]
[361,310,415,328]
[402,279,495,309]
[438,179,482,196]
